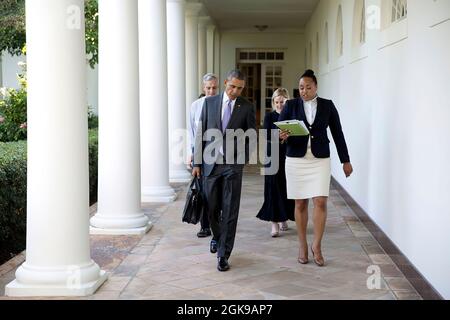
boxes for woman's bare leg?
[311,196,328,265]
[295,199,309,262]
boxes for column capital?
[185,2,203,16]
[206,23,216,33]
[198,16,212,27]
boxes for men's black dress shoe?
[210,240,217,254]
[197,228,212,238]
[217,257,230,272]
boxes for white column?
[167,0,191,183]
[138,0,176,202]
[6,0,106,297]
[206,24,216,74]
[90,0,152,234]
[197,16,209,91]
[214,28,221,77]
[185,3,202,128]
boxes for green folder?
[274,120,310,136]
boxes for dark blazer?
[278,97,350,164]
[263,110,287,168]
[193,93,256,177]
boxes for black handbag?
[182,177,205,225]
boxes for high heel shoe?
[271,223,280,238]
[311,245,325,267]
[297,256,309,264]
[297,248,309,264]
[279,221,289,231]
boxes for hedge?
[0,140,26,264]
[0,129,98,264]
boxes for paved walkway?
[0,166,422,300]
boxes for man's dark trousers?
[203,163,243,259]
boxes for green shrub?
[0,83,27,143]
[0,51,27,142]
[0,141,27,263]
[88,129,98,204]
[0,129,98,264]
[88,109,98,129]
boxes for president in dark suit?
[192,69,256,272]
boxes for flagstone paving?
[0,166,422,300]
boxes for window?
[237,49,286,62]
[336,5,344,57]
[379,0,408,47]
[391,0,407,23]
[264,66,283,112]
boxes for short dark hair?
[300,69,317,85]
[226,69,246,82]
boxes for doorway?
[236,48,286,126]
[237,63,261,126]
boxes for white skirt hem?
[285,148,331,200]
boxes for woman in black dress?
[257,88,295,237]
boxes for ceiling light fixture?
[254,25,268,32]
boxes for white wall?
[1,51,24,89]
[1,51,99,115]
[87,63,99,115]
[305,0,450,299]
[220,30,306,94]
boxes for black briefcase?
[182,177,205,225]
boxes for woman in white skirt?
[279,70,353,266]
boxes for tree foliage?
[0,0,99,68]
[0,0,26,56]
[85,0,99,68]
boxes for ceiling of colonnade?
[198,0,320,31]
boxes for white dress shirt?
[304,95,318,125]
[303,96,318,148]
[220,93,236,156]
[189,96,206,154]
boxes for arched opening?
[335,5,344,57]
[324,22,329,64]
[353,0,366,47]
